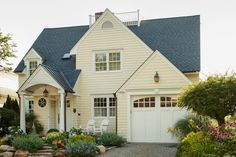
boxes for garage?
[131,95,188,143]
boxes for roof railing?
[89,9,140,27]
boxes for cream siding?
[73,11,152,130]
[117,52,192,138]
[185,73,200,83]
[18,74,27,87]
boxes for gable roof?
[14,15,200,87]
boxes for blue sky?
[1,0,236,78]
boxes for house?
[14,9,200,143]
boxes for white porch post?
[20,94,26,132]
[59,90,65,131]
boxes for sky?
[0,0,236,79]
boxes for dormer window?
[29,61,38,75]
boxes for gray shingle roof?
[14,15,200,89]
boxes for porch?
[17,64,76,133]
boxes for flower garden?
[0,127,126,157]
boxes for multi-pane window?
[95,52,121,71]
[94,97,116,117]
[29,61,38,75]
[109,98,116,116]
[160,96,177,107]
[133,97,155,108]
[94,98,107,117]
[109,52,120,71]
[95,53,107,71]
[29,100,34,113]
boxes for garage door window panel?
[133,97,155,108]
[160,96,177,107]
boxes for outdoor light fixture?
[43,86,49,97]
[154,72,159,82]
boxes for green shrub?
[44,132,64,144]
[12,135,44,153]
[65,141,97,157]
[100,132,126,147]
[0,136,8,145]
[69,135,95,143]
[177,131,217,157]
[215,137,236,156]
[68,127,82,136]
[47,128,60,134]
[168,115,211,139]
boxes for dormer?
[23,48,43,77]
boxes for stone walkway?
[98,143,177,157]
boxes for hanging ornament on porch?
[43,86,49,97]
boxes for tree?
[178,74,236,124]
[0,31,16,71]
[3,95,20,114]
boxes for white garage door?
[131,95,187,143]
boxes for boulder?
[0,145,14,152]
[54,151,65,157]
[14,150,29,157]
[97,145,106,155]
[0,152,14,157]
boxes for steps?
[29,145,53,157]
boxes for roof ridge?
[44,25,89,30]
[140,15,200,22]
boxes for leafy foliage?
[216,137,236,156]
[69,135,96,143]
[12,135,44,153]
[0,31,16,71]
[0,136,8,145]
[3,95,19,114]
[47,128,60,134]
[68,127,82,136]
[0,108,19,136]
[100,132,126,147]
[25,112,44,134]
[44,132,65,144]
[178,74,236,124]
[168,115,211,139]
[65,141,97,157]
[177,131,218,157]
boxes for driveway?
[98,143,177,157]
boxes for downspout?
[64,91,67,131]
[113,93,118,134]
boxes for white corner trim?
[70,8,154,55]
[155,50,192,84]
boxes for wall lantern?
[43,86,49,97]
[154,72,159,82]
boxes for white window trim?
[26,59,40,77]
[93,50,123,73]
[91,95,116,119]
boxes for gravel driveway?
[97,143,177,157]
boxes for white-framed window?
[93,97,116,117]
[133,97,155,108]
[28,100,34,113]
[95,51,121,72]
[160,96,177,107]
[29,61,38,75]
